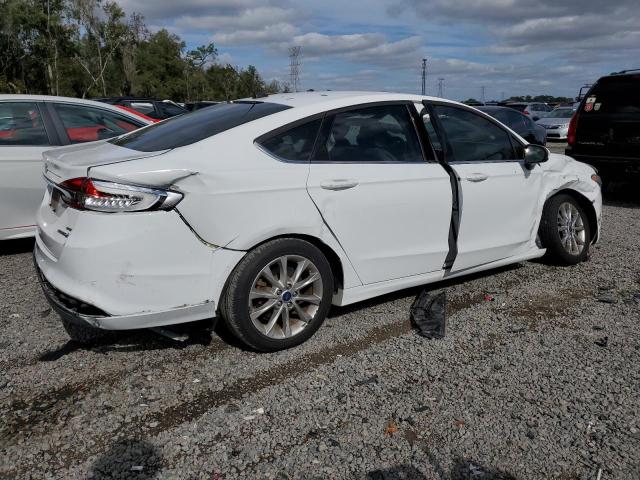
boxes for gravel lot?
[1,164,639,479]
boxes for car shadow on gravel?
[38,319,218,362]
[90,439,162,479]
[0,238,34,257]
[329,263,524,319]
[603,180,640,208]
[366,457,515,480]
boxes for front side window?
[111,101,291,152]
[433,105,515,162]
[0,102,49,146]
[313,104,423,163]
[258,118,322,161]
[54,103,142,144]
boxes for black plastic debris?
[595,336,609,348]
[410,289,446,339]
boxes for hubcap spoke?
[291,259,309,285]
[281,307,291,337]
[557,202,586,256]
[260,266,284,289]
[293,301,312,323]
[293,272,320,291]
[264,305,284,335]
[295,294,321,305]
[279,256,289,286]
[250,289,278,300]
[250,299,278,321]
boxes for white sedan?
[34,92,602,351]
[0,95,153,240]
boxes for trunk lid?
[43,140,169,184]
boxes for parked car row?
[0,95,155,240]
[22,91,602,351]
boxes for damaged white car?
[34,92,602,351]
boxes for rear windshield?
[506,104,527,112]
[110,101,291,151]
[587,76,640,115]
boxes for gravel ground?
[1,182,639,480]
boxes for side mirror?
[524,144,548,169]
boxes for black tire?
[539,193,591,265]
[220,238,334,352]
[60,316,112,344]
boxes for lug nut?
[287,302,293,308]
[275,289,281,295]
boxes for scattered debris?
[130,465,144,472]
[403,428,419,446]
[453,419,465,428]
[410,289,446,339]
[243,415,256,421]
[595,337,609,348]
[593,325,605,331]
[193,379,201,383]
[484,294,495,302]
[253,407,265,415]
[39,308,51,317]
[596,467,602,480]
[597,292,616,304]
[384,420,398,437]
[355,375,379,386]
[150,326,189,342]
[509,325,527,334]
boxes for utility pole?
[437,78,444,98]
[480,85,486,104]
[421,58,427,95]
[289,46,301,92]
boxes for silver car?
[535,107,575,140]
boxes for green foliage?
[0,0,281,100]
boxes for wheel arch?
[243,233,347,293]
[544,188,598,244]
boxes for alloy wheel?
[557,202,586,255]
[248,255,323,339]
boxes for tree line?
[0,0,284,102]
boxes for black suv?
[565,70,640,180]
[94,97,187,120]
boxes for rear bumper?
[35,254,216,330]
[565,151,640,177]
[34,205,246,330]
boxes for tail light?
[57,177,182,213]
[567,112,578,146]
[523,110,530,115]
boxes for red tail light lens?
[56,177,182,213]
[567,112,578,146]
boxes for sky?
[118,0,640,101]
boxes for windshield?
[546,108,574,118]
[110,101,291,152]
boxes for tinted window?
[54,103,142,144]
[587,76,640,115]
[111,101,291,152]
[313,105,423,163]
[508,104,527,112]
[434,105,515,162]
[160,102,186,117]
[0,102,49,146]
[129,102,154,115]
[482,108,526,133]
[258,119,322,161]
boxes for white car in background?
[0,95,153,240]
[535,106,575,140]
[34,92,602,351]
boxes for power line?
[289,46,301,92]
[421,58,427,95]
[437,78,445,98]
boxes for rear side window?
[160,103,186,117]
[313,104,424,163]
[54,103,142,144]
[433,105,515,162]
[257,118,322,161]
[586,76,640,115]
[129,102,155,116]
[111,102,291,152]
[0,102,49,146]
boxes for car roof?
[477,105,515,112]
[0,94,154,123]
[246,91,449,109]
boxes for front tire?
[220,238,334,352]
[539,194,591,265]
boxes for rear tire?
[61,316,112,344]
[220,238,334,352]
[539,193,591,265]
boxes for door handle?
[320,179,359,191]
[466,173,488,182]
